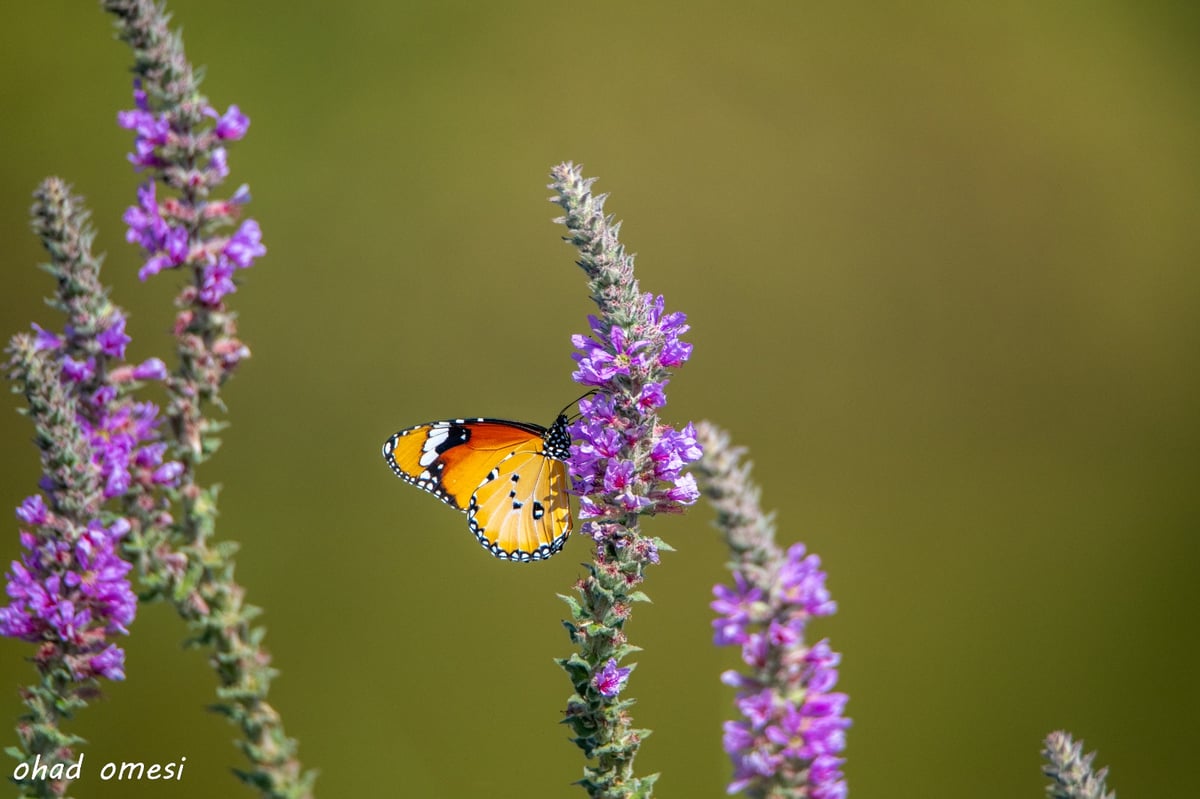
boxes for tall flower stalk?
[550,163,702,799]
[99,2,312,797]
[2,179,172,798]
[693,422,850,799]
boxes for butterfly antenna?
[558,389,598,421]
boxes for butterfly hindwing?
[382,418,547,511]
[467,450,572,562]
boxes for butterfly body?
[382,415,572,562]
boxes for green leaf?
[557,592,584,617]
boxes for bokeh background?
[1,2,1197,797]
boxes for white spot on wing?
[419,427,450,467]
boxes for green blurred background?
[2,2,1197,797]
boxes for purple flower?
[80,400,165,500]
[208,147,230,181]
[571,319,649,387]
[741,633,770,669]
[117,107,169,145]
[16,495,48,527]
[1,513,137,678]
[636,380,667,411]
[724,720,754,754]
[90,644,126,681]
[603,459,635,492]
[659,472,700,504]
[593,659,631,698]
[117,104,170,170]
[31,323,63,351]
[152,461,185,486]
[132,357,168,381]
[777,544,837,618]
[198,256,238,306]
[711,572,765,647]
[124,182,167,250]
[646,293,693,368]
[163,225,189,262]
[736,689,776,729]
[61,355,96,383]
[135,441,167,468]
[211,104,250,140]
[97,312,131,359]
[224,219,266,268]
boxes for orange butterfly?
[382,414,573,562]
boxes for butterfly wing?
[382,419,548,511]
[468,451,572,562]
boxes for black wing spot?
[531,501,545,520]
[511,500,524,510]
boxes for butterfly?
[381,413,573,562]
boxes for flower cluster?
[693,422,849,799]
[568,293,701,542]
[570,364,701,524]
[715,545,849,798]
[1,509,135,682]
[119,85,264,308]
[1,179,178,686]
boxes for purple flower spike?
[593,659,632,698]
[551,164,700,797]
[695,423,851,799]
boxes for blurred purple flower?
[133,357,168,381]
[31,323,64,352]
[209,104,250,140]
[61,355,96,383]
[97,312,131,359]
[695,424,851,799]
[224,219,266,268]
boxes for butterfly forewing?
[468,451,572,562]
[382,419,548,511]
